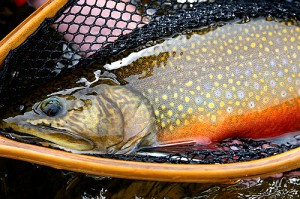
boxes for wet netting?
[99,138,300,164]
[0,0,300,164]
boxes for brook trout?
[1,19,300,154]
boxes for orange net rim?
[0,135,299,183]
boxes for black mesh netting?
[0,0,300,164]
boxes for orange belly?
[157,97,300,143]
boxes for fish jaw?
[1,116,96,151]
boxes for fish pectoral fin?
[114,122,157,154]
[114,136,143,154]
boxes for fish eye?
[40,97,63,117]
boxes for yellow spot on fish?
[284,69,289,73]
[292,53,297,58]
[184,120,189,125]
[167,110,173,117]
[188,108,193,114]
[185,97,190,103]
[211,115,217,122]
[206,93,211,98]
[263,97,269,103]
[186,55,191,61]
[185,81,193,87]
[162,95,168,100]
[178,105,183,111]
[176,119,181,125]
[154,110,159,116]
[198,107,204,112]
[161,122,166,128]
[202,48,207,52]
[189,91,195,95]
[208,102,215,109]
[251,43,256,48]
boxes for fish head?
[1,85,157,154]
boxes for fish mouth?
[0,128,53,148]
[0,122,96,152]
